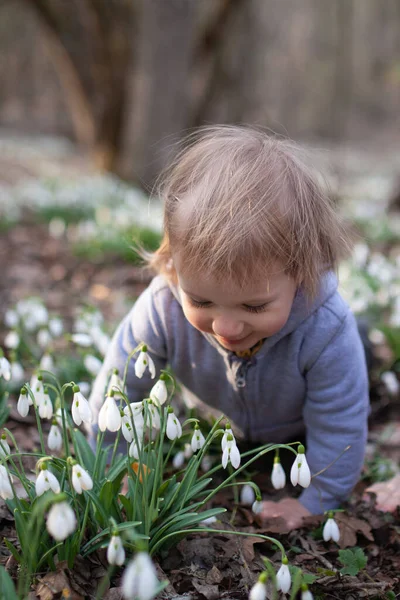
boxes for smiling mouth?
[218,336,248,345]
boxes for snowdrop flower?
[128,437,143,460]
[71,385,93,426]
[191,425,206,452]
[71,333,92,347]
[36,465,60,495]
[172,450,185,469]
[381,371,399,396]
[4,309,18,328]
[48,422,62,451]
[134,345,156,379]
[290,445,311,488]
[4,331,19,349]
[149,375,168,406]
[221,424,236,451]
[276,557,291,594]
[71,463,93,494]
[0,465,13,499]
[48,317,63,337]
[40,353,54,372]
[122,551,159,600]
[107,369,125,397]
[0,434,11,458]
[145,400,160,430]
[252,499,263,515]
[249,572,268,600]
[39,388,53,419]
[84,354,102,376]
[166,407,182,440]
[107,534,125,566]
[322,512,340,543]
[201,454,213,472]
[222,434,240,469]
[17,388,30,417]
[301,584,314,600]
[37,328,52,349]
[271,456,286,490]
[98,391,121,432]
[199,515,218,526]
[0,355,11,381]
[10,360,24,383]
[46,501,76,541]
[240,484,256,506]
[0,433,11,458]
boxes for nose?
[212,315,244,340]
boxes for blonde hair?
[147,125,350,299]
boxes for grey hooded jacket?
[88,272,369,514]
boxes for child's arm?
[86,278,170,446]
[299,312,369,514]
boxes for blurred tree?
[20,0,132,171]
[18,0,244,185]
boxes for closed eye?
[243,303,269,314]
[187,298,212,308]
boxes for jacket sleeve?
[86,279,169,449]
[299,312,369,514]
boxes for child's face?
[176,263,297,352]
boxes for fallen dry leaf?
[335,513,374,549]
[35,571,83,600]
[364,474,400,512]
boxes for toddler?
[88,125,369,526]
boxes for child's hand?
[259,498,311,529]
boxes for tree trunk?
[120,0,198,187]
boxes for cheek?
[182,304,211,333]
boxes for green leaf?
[338,547,367,576]
[73,429,96,473]
[0,565,17,597]
[3,538,22,563]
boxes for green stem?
[151,527,285,557]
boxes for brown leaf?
[205,565,223,585]
[335,514,374,548]
[35,571,83,600]
[192,580,220,600]
[364,474,400,513]
[240,536,266,563]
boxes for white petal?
[301,590,314,600]
[147,355,156,379]
[46,471,61,493]
[134,353,146,378]
[98,401,108,432]
[0,439,10,458]
[72,397,82,426]
[249,580,267,600]
[276,563,291,593]
[107,535,125,566]
[229,443,241,469]
[172,450,185,469]
[298,456,311,488]
[290,454,301,486]
[240,484,256,506]
[222,447,229,469]
[46,502,76,541]
[252,500,263,515]
[271,462,286,490]
[35,471,47,496]
[106,397,122,432]
[17,393,30,418]
[48,425,62,451]
[149,380,168,406]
